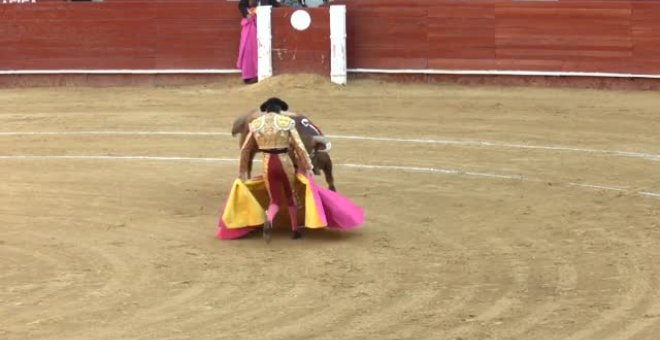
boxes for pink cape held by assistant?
[217,174,364,239]
[236,16,258,82]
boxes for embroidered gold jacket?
[239,112,313,176]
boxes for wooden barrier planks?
[0,1,241,70]
[631,1,660,74]
[347,7,427,68]
[427,2,496,70]
[495,1,633,73]
[271,8,330,74]
[3,0,660,77]
[343,0,660,75]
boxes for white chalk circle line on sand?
[1,130,658,162]
[0,154,657,200]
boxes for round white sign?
[290,10,312,31]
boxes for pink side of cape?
[309,176,364,230]
[217,176,364,240]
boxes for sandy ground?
[1,75,660,340]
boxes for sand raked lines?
[565,228,660,340]
[1,234,134,335]
[2,124,659,339]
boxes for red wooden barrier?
[632,1,660,74]
[0,0,241,70]
[344,0,660,75]
[3,0,660,87]
[272,7,330,75]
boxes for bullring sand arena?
[1,74,660,340]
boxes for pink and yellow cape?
[217,174,364,239]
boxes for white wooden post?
[256,5,273,82]
[329,5,347,85]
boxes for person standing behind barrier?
[237,0,261,84]
[280,0,305,8]
[238,98,314,240]
[239,0,281,18]
[237,1,281,84]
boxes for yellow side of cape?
[222,175,328,229]
[222,178,266,229]
[296,173,326,229]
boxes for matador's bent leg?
[264,155,283,242]
[273,155,301,239]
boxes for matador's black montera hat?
[260,97,289,112]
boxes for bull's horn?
[312,136,329,144]
[313,136,332,151]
